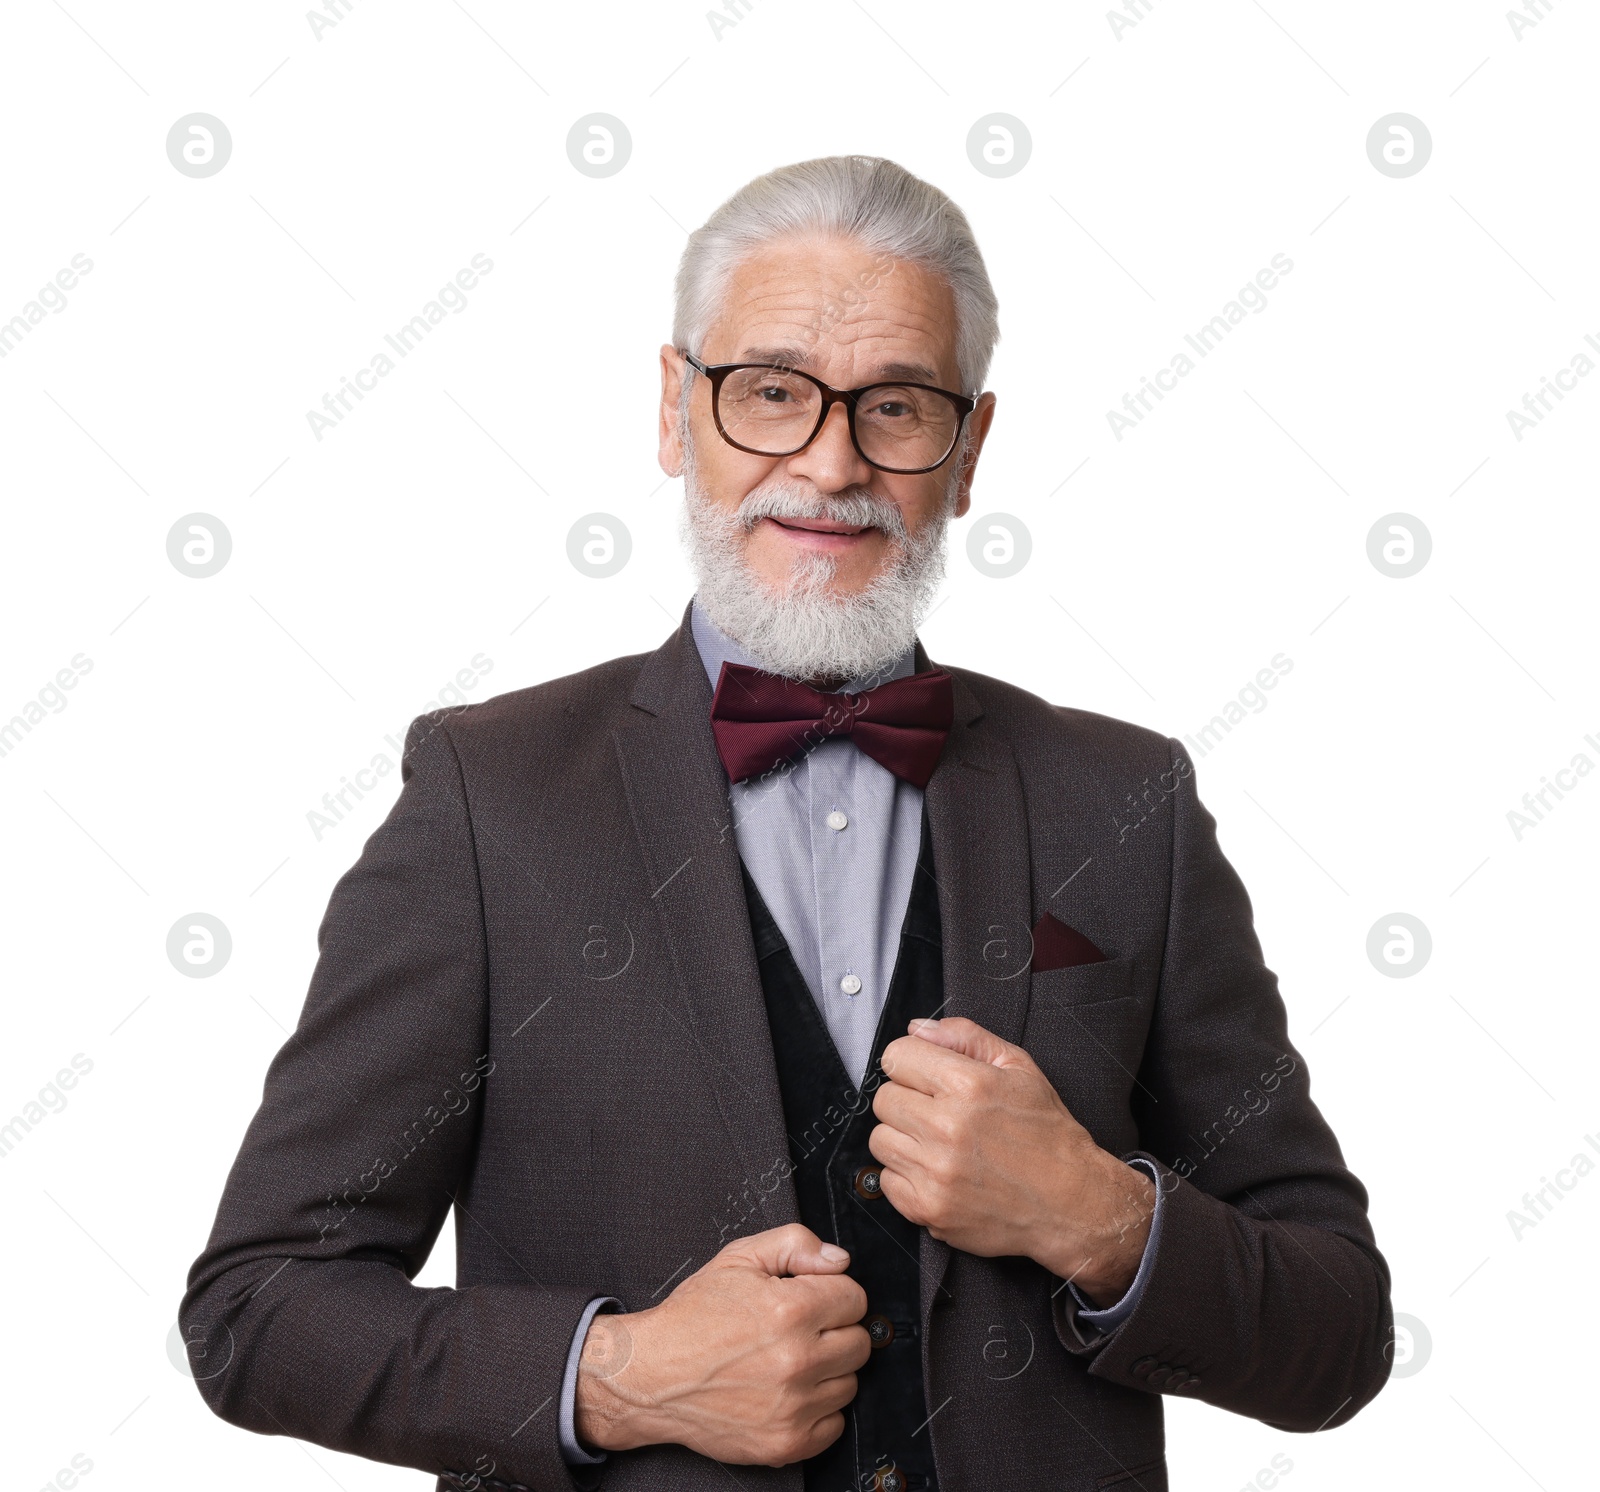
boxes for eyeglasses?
[681,351,976,475]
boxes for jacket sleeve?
[178,712,599,1490]
[1052,738,1393,1432]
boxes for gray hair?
[672,155,1000,396]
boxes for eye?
[756,384,792,403]
[871,399,911,418]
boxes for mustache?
[735,482,909,543]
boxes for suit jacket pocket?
[1029,952,1137,1008]
[1022,954,1149,1153]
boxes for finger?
[725,1222,849,1276]
[909,1014,1033,1070]
[867,1121,924,1177]
[870,1078,940,1139]
[811,1364,866,1413]
[787,1270,869,1330]
[797,1409,848,1461]
[814,1323,873,1378]
[873,1164,928,1225]
[880,1031,987,1097]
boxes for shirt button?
[839,973,862,996]
[825,809,849,831]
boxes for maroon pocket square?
[1030,913,1107,973]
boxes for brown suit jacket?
[180,606,1392,1491]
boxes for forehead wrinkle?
[735,344,944,388]
[709,244,960,383]
[723,253,952,331]
[726,275,950,328]
[720,304,957,382]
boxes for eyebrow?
[735,345,947,388]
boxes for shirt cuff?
[1066,1157,1164,1331]
[558,1295,623,1465]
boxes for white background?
[2,1,1596,1487]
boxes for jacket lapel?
[612,611,800,1235]
[918,654,1037,1320]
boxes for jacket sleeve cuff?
[558,1297,622,1465]
[1064,1156,1164,1331]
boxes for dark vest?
[739,810,942,1492]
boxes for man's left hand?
[868,1016,1156,1307]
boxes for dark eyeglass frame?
[680,350,977,475]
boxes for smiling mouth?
[764,516,874,538]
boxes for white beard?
[679,428,959,686]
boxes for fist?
[868,1016,1154,1304]
[575,1223,873,1465]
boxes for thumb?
[909,1015,1031,1070]
[724,1222,850,1277]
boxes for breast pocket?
[1022,955,1149,1152]
[1028,952,1138,1009]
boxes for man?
[181,155,1392,1491]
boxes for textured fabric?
[709,659,955,789]
[744,807,942,1491]
[181,600,1392,1491]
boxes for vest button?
[865,1314,895,1348]
[853,1165,884,1200]
[873,1466,905,1492]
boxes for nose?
[784,400,875,494]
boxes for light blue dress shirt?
[556,598,1163,1463]
[692,601,928,1089]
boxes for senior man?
[182,156,1392,1491]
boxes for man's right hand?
[573,1223,871,1466]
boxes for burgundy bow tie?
[709,661,955,789]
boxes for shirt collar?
[689,595,919,696]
